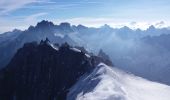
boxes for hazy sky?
[0,0,170,33]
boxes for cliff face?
[0,39,113,100]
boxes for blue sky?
[0,0,170,32]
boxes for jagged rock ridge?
[0,39,113,100]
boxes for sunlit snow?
[68,63,170,100]
[70,48,81,53]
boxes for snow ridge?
[67,63,170,100]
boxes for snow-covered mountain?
[68,63,170,100]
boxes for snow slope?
[67,63,170,100]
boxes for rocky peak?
[57,22,73,33]
[0,39,113,100]
[36,20,55,28]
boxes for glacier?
[68,63,170,100]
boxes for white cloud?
[54,17,127,27]
[25,12,47,22]
[155,21,166,28]
[0,0,45,15]
[54,17,170,30]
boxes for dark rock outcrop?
[0,39,113,100]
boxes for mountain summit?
[0,39,112,100]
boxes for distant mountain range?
[1,20,170,85]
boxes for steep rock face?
[0,39,112,100]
